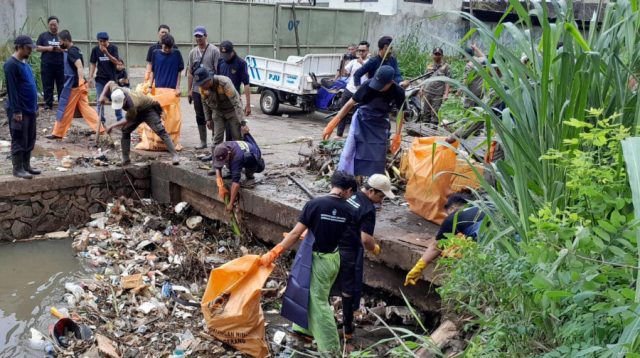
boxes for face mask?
[221,52,232,62]
[59,43,67,50]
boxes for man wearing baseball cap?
[332,174,393,340]
[4,35,40,179]
[98,81,180,166]
[218,40,251,118]
[187,26,220,149]
[192,67,245,157]
[323,65,405,177]
[89,32,121,122]
[420,47,452,124]
[211,127,264,211]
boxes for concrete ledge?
[150,162,443,310]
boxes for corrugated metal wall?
[26,0,367,67]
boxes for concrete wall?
[0,0,27,43]
[0,166,150,240]
[363,0,467,55]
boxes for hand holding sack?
[404,259,427,286]
[259,244,284,267]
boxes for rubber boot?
[119,138,132,166]
[159,133,180,165]
[23,151,41,175]
[340,296,355,340]
[12,153,33,179]
[195,125,207,149]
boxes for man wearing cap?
[4,35,40,179]
[259,171,357,355]
[89,32,121,122]
[46,30,103,140]
[187,26,220,149]
[420,47,451,124]
[218,40,251,118]
[212,128,264,211]
[36,16,64,111]
[323,65,405,177]
[333,174,393,340]
[192,67,245,150]
[352,36,409,89]
[98,81,180,165]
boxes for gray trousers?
[121,108,177,160]
[212,110,242,146]
[422,94,443,124]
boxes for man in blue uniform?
[4,36,40,179]
[212,128,264,211]
[352,36,408,89]
[217,41,251,117]
[260,171,357,355]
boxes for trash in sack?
[201,255,274,358]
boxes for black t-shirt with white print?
[298,195,354,253]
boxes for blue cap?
[369,65,395,91]
[97,32,109,40]
[193,26,207,36]
[193,67,214,87]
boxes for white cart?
[246,54,343,114]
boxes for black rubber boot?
[23,152,41,175]
[12,153,33,179]
[120,137,132,166]
[341,296,355,338]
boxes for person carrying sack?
[259,171,357,355]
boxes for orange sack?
[402,137,483,225]
[201,255,274,358]
[135,87,183,151]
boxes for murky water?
[0,239,83,357]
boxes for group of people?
[5,20,486,354]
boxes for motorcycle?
[404,86,422,123]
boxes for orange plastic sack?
[201,255,274,358]
[135,87,183,151]
[450,159,483,192]
[404,137,458,225]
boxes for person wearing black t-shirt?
[47,30,102,139]
[334,174,395,340]
[89,32,121,122]
[260,171,357,354]
[36,16,64,110]
[323,65,405,177]
[404,193,485,286]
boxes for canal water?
[0,239,84,357]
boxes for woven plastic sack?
[135,87,183,151]
[201,255,274,358]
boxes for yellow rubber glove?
[372,243,381,256]
[404,259,427,286]
[216,176,228,201]
[260,244,285,267]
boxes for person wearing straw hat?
[98,81,180,166]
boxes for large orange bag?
[402,137,483,224]
[134,86,183,151]
[201,255,274,358]
[403,137,457,225]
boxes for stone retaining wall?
[0,166,150,241]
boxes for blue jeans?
[95,81,123,122]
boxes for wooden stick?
[287,174,316,199]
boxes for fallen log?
[416,320,458,358]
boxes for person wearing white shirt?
[336,41,370,138]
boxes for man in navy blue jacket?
[4,36,40,179]
[352,36,409,89]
